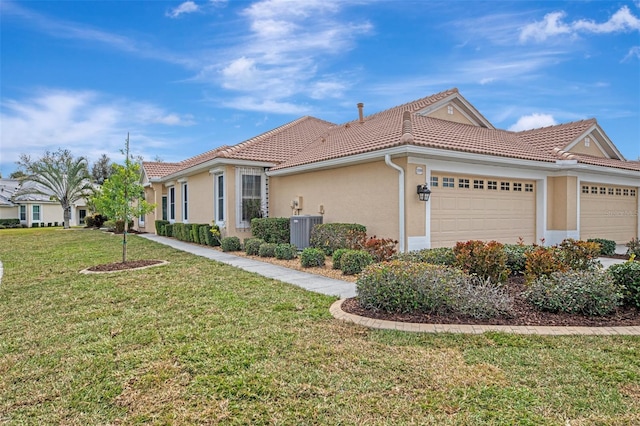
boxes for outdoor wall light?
[417,184,431,202]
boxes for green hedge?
[0,218,20,226]
[251,217,290,243]
[587,238,617,256]
[221,236,241,252]
[609,261,640,308]
[155,220,170,235]
[310,223,366,255]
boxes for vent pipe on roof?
[357,103,364,124]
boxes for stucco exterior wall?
[269,159,400,240]
[0,206,18,219]
[568,133,606,157]
[547,176,578,230]
[426,104,475,125]
[183,172,214,224]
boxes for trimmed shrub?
[524,270,623,316]
[275,243,297,260]
[85,214,108,228]
[155,220,170,235]
[340,250,374,275]
[503,244,534,275]
[454,240,509,284]
[393,247,456,265]
[524,246,568,283]
[558,239,601,271]
[356,261,512,319]
[300,247,325,267]
[203,224,221,246]
[626,238,640,258]
[251,217,290,244]
[197,224,216,246]
[244,238,265,256]
[164,224,174,237]
[310,223,367,255]
[221,236,241,252]
[258,242,277,258]
[0,218,20,226]
[609,261,640,308]
[587,238,617,256]
[332,248,350,270]
[190,224,201,244]
[114,220,134,234]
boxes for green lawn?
[1,228,639,425]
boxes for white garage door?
[580,183,638,243]
[430,174,536,248]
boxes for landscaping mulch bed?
[342,275,640,327]
[86,259,165,272]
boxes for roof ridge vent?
[400,110,414,143]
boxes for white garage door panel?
[431,177,536,248]
[580,185,637,243]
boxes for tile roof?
[142,116,335,179]
[144,88,639,177]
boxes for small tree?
[14,149,94,229]
[92,134,155,263]
[91,154,113,184]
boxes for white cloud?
[509,113,557,131]
[166,1,200,18]
[623,46,640,61]
[220,97,309,115]
[0,90,193,167]
[520,6,640,42]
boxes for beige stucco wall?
[183,172,214,224]
[269,159,401,241]
[426,104,475,125]
[0,206,18,219]
[547,176,578,230]
[568,133,606,157]
[406,162,427,238]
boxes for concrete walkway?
[139,234,638,336]
[139,234,357,298]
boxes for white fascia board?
[158,159,275,183]
[164,180,176,188]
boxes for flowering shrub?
[587,238,617,256]
[347,232,398,262]
[356,261,512,318]
[453,240,509,283]
[300,248,325,267]
[332,248,349,270]
[393,247,456,265]
[524,270,623,316]
[503,243,534,275]
[340,250,374,275]
[627,238,640,258]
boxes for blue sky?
[1,0,639,176]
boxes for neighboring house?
[141,88,640,250]
[0,178,89,227]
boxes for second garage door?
[580,183,637,243]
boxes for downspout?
[384,154,405,253]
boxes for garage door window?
[443,177,454,188]
[473,179,484,189]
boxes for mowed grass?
[1,229,639,425]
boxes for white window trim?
[235,167,266,229]
[19,205,26,222]
[168,186,176,223]
[182,182,188,223]
[32,204,42,222]
[213,172,225,227]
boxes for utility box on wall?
[290,215,323,249]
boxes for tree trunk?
[63,204,71,229]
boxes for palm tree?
[14,149,94,229]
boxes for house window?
[139,213,145,226]
[513,183,522,192]
[615,188,622,196]
[447,105,453,115]
[182,183,188,222]
[215,173,225,223]
[473,179,484,189]
[458,178,470,189]
[79,209,87,224]
[442,177,454,188]
[623,189,629,196]
[584,137,590,147]
[488,181,497,190]
[32,205,41,222]
[599,187,606,195]
[500,182,510,191]
[591,186,597,194]
[236,167,264,228]
[525,183,534,192]
[430,176,439,187]
[608,188,614,195]
[19,205,26,221]
[582,186,589,194]
[162,196,167,221]
[169,187,176,221]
